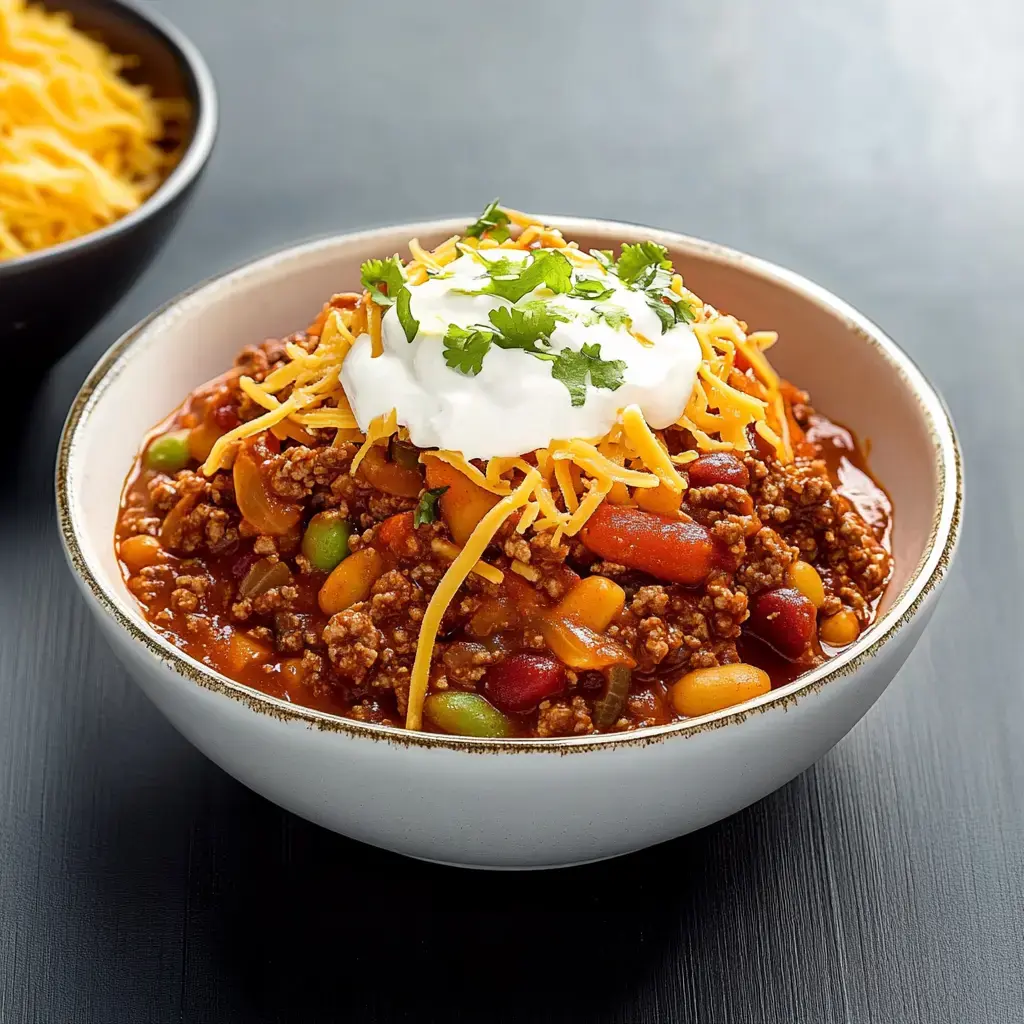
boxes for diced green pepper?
[592,664,632,729]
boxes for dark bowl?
[0,0,217,374]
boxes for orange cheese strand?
[406,472,540,731]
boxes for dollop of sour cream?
[341,248,701,460]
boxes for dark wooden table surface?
[3,1,1023,1021]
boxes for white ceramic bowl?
[56,218,962,869]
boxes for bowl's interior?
[61,218,955,728]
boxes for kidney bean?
[212,402,240,431]
[687,452,749,489]
[484,653,567,713]
[747,586,817,660]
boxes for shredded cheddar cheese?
[197,209,798,730]
[406,472,541,731]
[0,0,188,259]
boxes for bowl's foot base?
[401,850,631,871]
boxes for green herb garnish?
[614,241,672,289]
[611,242,695,333]
[395,286,419,342]
[465,199,511,243]
[550,342,627,408]
[569,277,615,301]
[646,294,695,332]
[360,256,406,306]
[588,303,632,330]
[481,250,573,302]
[414,486,448,527]
[488,304,568,353]
[443,324,494,376]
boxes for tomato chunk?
[580,504,717,585]
[376,511,416,554]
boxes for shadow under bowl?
[0,0,218,375]
[56,217,962,868]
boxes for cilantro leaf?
[395,286,419,342]
[414,486,448,527]
[646,294,696,333]
[465,199,511,242]
[550,342,627,408]
[487,304,568,353]
[589,249,615,270]
[569,277,615,301]
[360,256,406,306]
[674,297,696,324]
[515,298,574,321]
[646,295,677,333]
[591,303,632,330]
[482,250,572,302]
[614,241,673,289]
[611,242,696,333]
[443,324,493,375]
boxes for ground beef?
[442,642,505,687]
[268,444,354,501]
[115,333,893,737]
[536,696,594,737]
[324,606,382,683]
[169,574,207,614]
[735,527,799,595]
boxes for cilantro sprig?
[612,242,695,333]
[488,303,570,353]
[550,343,627,408]
[442,324,493,375]
[465,199,511,243]
[584,303,632,330]
[442,303,565,374]
[479,250,573,302]
[395,287,419,343]
[414,486,448,527]
[614,241,673,288]
[569,276,615,301]
[361,256,405,305]
[442,304,626,408]
[360,256,419,342]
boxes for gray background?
[3,1,1023,1021]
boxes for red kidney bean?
[687,452,749,489]
[747,586,817,660]
[484,653,567,713]
[213,402,241,431]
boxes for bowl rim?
[56,215,963,754]
[0,0,218,277]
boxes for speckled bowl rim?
[0,0,218,277]
[56,216,963,754]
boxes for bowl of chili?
[56,213,962,868]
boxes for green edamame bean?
[423,692,512,738]
[144,430,191,473]
[301,513,352,572]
